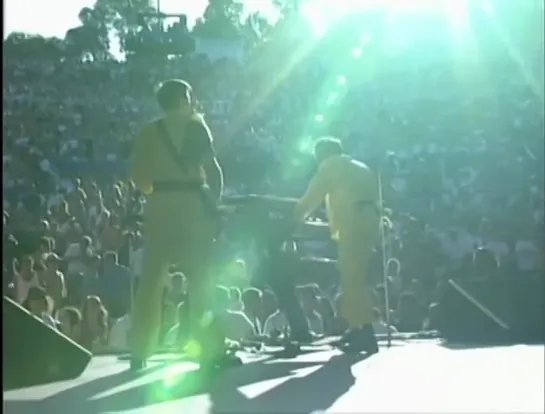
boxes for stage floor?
[4,340,544,414]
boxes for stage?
[4,340,544,414]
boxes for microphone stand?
[378,171,392,349]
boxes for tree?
[192,0,244,39]
[68,0,156,58]
[90,0,155,32]
[271,0,301,17]
[4,32,64,60]
[241,12,274,45]
[64,6,110,60]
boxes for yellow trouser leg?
[131,236,171,360]
[176,229,216,356]
[337,223,378,330]
[130,194,217,360]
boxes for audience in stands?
[3,2,543,353]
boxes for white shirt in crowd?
[14,273,41,304]
[263,310,324,336]
[263,310,288,336]
[109,314,131,350]
[64,243,90,275]
[219,310,256,341]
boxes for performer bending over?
[294,137,380,354]
[130,79,225,370]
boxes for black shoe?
[331,329,358,347]
[280,341,301,357]
[129,358,147,372]
[217,352,243,369]
[200,351,243,374]
[340,324,379,355]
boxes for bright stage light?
[299,0,472,36]
[300,0,364,36]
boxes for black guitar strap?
[156,119,189,173]
[155,119,219,218]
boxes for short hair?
[103,251,118,263]
[262,289,278,308]
[473,247,500,268]
[171,272,186,284]
[60,307,82,327]
[242,287,263,299]
[314,136,343,159]
[26,286,46,302]
[156,79,192,112]
[214,285,231,309]
[296,283,321,298]
[45,252,61,263]
[241,288,263,307]
[229,287,242,301]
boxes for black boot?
[331,329,358,347]
[290,329,314,344]
[200,350,243,377]
[198,313,242,375]
[129,357,147,372]
[340,324,379,355]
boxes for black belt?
[153,180,219,218]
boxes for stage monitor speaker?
[3,296,93,390]
[438,274,545,344]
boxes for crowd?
[3,4,543,353]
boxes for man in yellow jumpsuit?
[130,79,225,370]
[294,137,380,354]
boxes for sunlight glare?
[300,0,366,36]
[300,0,475,36]
[352,47,363,57]
[327,92,339,103]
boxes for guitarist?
[130,79,228,371]
[294,137,380,355]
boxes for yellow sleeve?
[130,126,154,195]
[294,163,331,222]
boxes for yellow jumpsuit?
[130,115,217,360]
[295,154,379,329]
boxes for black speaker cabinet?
[438,274,545,344]
[3,296,93,390]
